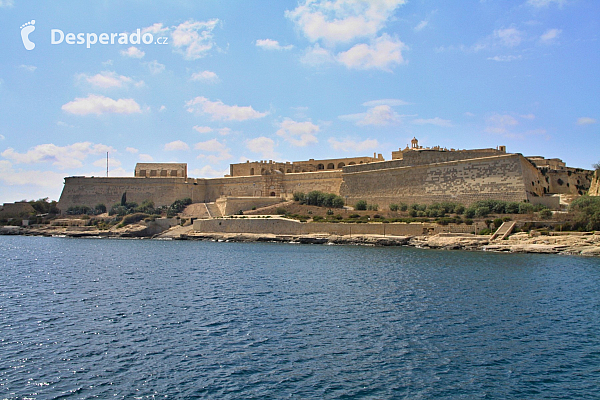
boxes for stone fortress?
[57,138,594,215]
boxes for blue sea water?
[1,236,599,399]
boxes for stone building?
[229,154,384,177]
[134,163,187,178]
[58,140,595,213]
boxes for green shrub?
[355,200,368,210]
[464,218,473,225]
[493,218,504,228]
[400,203,408,211]
[121,213,149,225]
[389,203,399,212]
[349,213,360,219]
[479,228,492,235]
[569,195,600,231]
[475,207,489,218]
[464,208,476,218]
[367,204,378,211]
[455,205,465,215]
[276,207,287,215]
[539,209,553,219]
[312,215,324,221]
[95,203,107,214]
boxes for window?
[139,170,146,177]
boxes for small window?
[150,170,157,177]
[139,170,146,177]
[170,170,178,177]
[160,170,168,177]
[327,163,335,169]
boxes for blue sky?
[0,0,598,203]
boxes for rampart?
[193,217,485,236]
[340,154,545,208]
[58,177,207,210]
[57,140,593,213]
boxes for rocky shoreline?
[2,225,599,256]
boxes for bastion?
[57,139,594,214]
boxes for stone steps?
[491,221,517,240]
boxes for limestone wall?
[590,170,600,196]
[0,202,36,218]
[134,163,187,178]
[545,168,594,195]
[58,177,206,211]
[193,217,486,236]
[215,197,283,216]
[340,154,535,208]
[194,218,430,236]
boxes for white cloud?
[540,28,561,44]
[276,119,319,147]
[62,94,142,115]
[142,23,169,35]
[577,117,597,125]
[0,134,5,140]
[341,105,402,126]
[218,127,232,136]
[164,140,190,151]
[139,154,154,162]
[147,60,165,74]
[0,0,14,7]
[190,70,220,83]
[285,0,406,46]
[521,114,536,120]
[362,99,410,107]
[171,19,219,60]
[487,55,522,62]
[527,0,566,7]
[159,105,166,112]
[1,142,115,170]
[494,27,523,47]
[412,117,452,127]
[0,161,65,193]
[190,165,228,178]
[246,137,277,159]
[300,44,336,66]
[125,147,139,153]
[78,71,142,89]
[120,46,145,58]
[186,96,268,121]
[414,20,428,32]
[193,126,213,134]
[485,114,519,135]
[19,64,37,72]
[336,34,407,71]
[328,138,379,152]
[194,138,232,163]
[256,39,294,51]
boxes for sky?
[0,0,598,203]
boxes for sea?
[1,236,599,399]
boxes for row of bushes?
[569,195,600,231]
[293,191,345,208]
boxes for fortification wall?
[194,218,429,236]
[352,148,505,173]
[193,218,486,236]
[57,177,207,211]
[215,197,283,216]
[0,202,36,218]
[281,171,343,197]
[590,170,600,196]
[340,154,537,208]
[544,169,594,195]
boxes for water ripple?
[1,237,599,399]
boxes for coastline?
[3,224,599,256]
